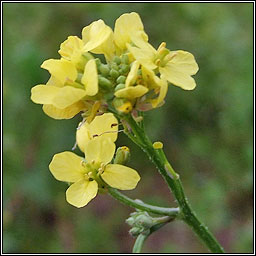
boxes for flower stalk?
[108,187,179,217]
[120,113,224,253]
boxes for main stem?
[123,114,224,253]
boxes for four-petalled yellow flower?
[49,137,140,208]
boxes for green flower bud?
[119,64,129,74]
[114,83,125,92]
[111,62,119,71]
[116,75,126,84]
[121,54,129,64]
[95,58,101,68]
[109,69,119,79]
[114,146,130,165]
[135,215,154,229]
[126,216,135,226]
[113,56,121,65]
[82,52,94,61]
[129,227,143,237]
[99,64,110,77]
[98,75,113,90]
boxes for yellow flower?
[49,137,140,208]
[31,58,99,119]
[82,12,148,59]
[76,113,118,153]
[128,41,199,90]
[113,12,148,53]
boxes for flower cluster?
[30,12,199,208]
[31,12,198,120]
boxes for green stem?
[132,216,173,253]
[122,114,224,253]
[132,233,148,253]
[108,187,179,217]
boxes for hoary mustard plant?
[30,12,224,254]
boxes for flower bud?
[135,215,154,229]
[109,69,119,79]
[99,64,110,77]
[113,98,133,113]
[114,83,125,92]
[126,216,135,226]
[116,75,126,84]
[113,56,121,65]
[121,54,129,64]
[114,146,130,165]
[119,64,129,74]
[98,75,113,90]
[153,141,163,149]
[129,227,143,237]
[95,58,101,67]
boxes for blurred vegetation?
[3,3,253,253]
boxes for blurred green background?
[3,3,253,253]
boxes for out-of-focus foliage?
[3,3,253,253]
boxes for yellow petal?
[101,164,140,190]
[43,101,86,119]
[41,59,77,85]
[82,20,113,53]
[88,113,118,142]
[76,113,118,153]
[115,85,148,99]
[151,77,168,108]
[58,36,84,61]
[49,151,85,182]
[159,50,199,90]
[66,179,98,208]
[85,137,115,165]
[46,75,63,87]
[128,44,157,70]
[52,86,86,109]
[114,12,146,51]
[81,59,98,96]
[76,121,90,153]
[31,84,60,104]
[125,61,140,87]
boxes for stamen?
[157,42,166,51]
[72,141,77,151]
